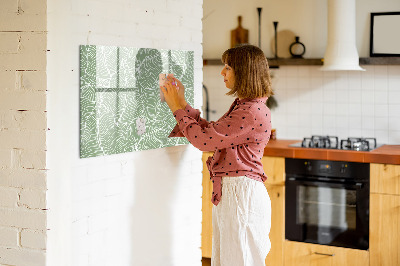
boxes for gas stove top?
[289,135,382,151]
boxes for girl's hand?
[161,78,185,113]
[172,77,187,108]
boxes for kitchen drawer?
[284,241,369,266]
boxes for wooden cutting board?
[231,16,249,48]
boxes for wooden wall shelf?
[203,57,400,67]
[359,57,400,65]
[203,58,323,67]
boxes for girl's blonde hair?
[221,44,273,99]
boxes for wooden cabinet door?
[370,163,400,195]
[262,156,285,186]
[370,193,400,266]
[284,241,369,266]
[264,184,284,266]
[201,152,213,258]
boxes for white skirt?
[212,176,271,266]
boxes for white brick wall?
[46,1,203,266]
[0,0,48,265]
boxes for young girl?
[162,44,273,266]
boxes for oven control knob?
[304,161,312,171]
[340,164,347,174]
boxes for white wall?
[203,0,400,58]
[203,0,400,145]
[47,0,203,266]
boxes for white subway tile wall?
[203,65,400,144]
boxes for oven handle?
[286,177,364,189]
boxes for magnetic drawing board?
[79,45,194,158]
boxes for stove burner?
[295,136,378,151]
[340,137,377,151]
[301,135,339,149]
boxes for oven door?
[285,177,369,250]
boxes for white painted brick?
[0,10,46,32]
[19,189,46,209]
[10,148,23,169]
[0,187,19,208]
[71,166,88,186]
[0,71,16,90]
[0,110,47,131]
[16,70,47,91]
[190,159,202,174]
[19,0,47,15]
[166,0,192,15]
[20,229,46,249]
[180,15,202,30]
[0,208,46,230]
[20,149,46,170]
[0,129,46,150]
[0,149,11,169]
[0,0,18,13]
[190,3,203,19]
[87,212,109,233]
[86,165,106,183]
[0,32,47,71]
[191,31,203,44]
[0,32,20,54]
[0,247,45,266]
[152,9,180,27]
[121,161,134,176]
[105,178,123,196]
[0,91,46,111]
[0,226,19,247]
[105,162,122,179]
[0,169,47,189]
[72,218,88,238]
[72,185,91,203]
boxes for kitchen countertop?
[263,139,400,165]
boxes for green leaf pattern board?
[79,45,194,158]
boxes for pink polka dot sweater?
[168,97,271,206]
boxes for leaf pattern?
[79,45,193,158]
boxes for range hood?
[320,0,365,71]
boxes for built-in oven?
[285,158,370,250]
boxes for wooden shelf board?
[204,57,400,67]
[359,57,400,65]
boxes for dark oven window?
[297,185,357,243]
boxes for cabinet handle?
[314,252,335,257]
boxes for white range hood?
[320,0,365,71]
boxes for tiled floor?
[202,257,211,266]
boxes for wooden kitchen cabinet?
[261,156,285,186]
[202,152,213,258]
[370,163,400,195]
[201,154,286,266]
[370,163,400,266]
[284,241,369,266]
[264,184,285,266]
[262,156,285,266]
[370,193,400,266]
